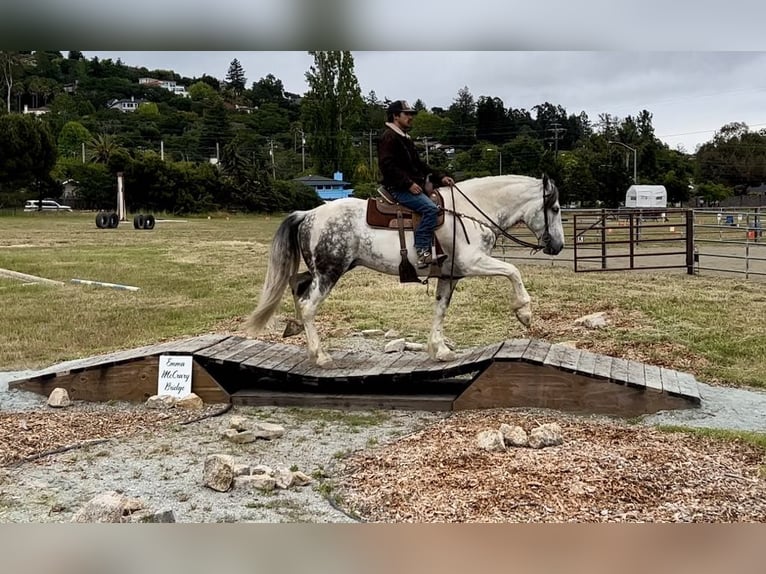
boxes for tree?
[446,86,477,147]
[225,58,247,97]
[302,51,364,178]
[88,132,124,164]
[58,121,91,160]
[1,51,33,113]
[0,113,57,192]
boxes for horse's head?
[527,174,565,255]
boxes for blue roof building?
[294,172,353,201]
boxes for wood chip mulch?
[0,404,228,467]
[334,410,766,523]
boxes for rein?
[441,182,551,253]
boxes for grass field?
[1,211,765,389]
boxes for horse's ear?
[542,173,549,189]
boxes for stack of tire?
[133,214,156,230]
[95,212,120,229]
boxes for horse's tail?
[246,211,307,334]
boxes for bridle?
[442,175,556,253]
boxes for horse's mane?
[454,174,559,210]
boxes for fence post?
[685,209,695,275]
[600,209,607,270]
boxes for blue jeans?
[388,188,439,252]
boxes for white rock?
[146,395,176,409]
[251,464,275,476]
[235,474,276,492]
[176,393,204,410]
[203,454,236,492]
[70,491,128,523]
[47,387,71,408]
[574,312,608,329]
[228,416,248,431]
[274,467,295,489]
[476,429,506,452]
[528,423,564,449]
[384,338,406,353]
[222,429,257,444]
[403,342,425,352]
[384,330,400,339]
[292,471,313,486]
[499,424,528,447]
[253,422,285,439]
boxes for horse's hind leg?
[283,271,312,338]
[427,277,459,362]
[297,272,338,367]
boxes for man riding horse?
[377,100,455,268]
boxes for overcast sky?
[86,51,766,154]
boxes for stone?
[291,471,313,486]
[203,454,235,492]
[222,429,257,444]
[235,474,276,492]
[528,423,564,449]
[361,329,385,337]
[228,416,248,431]
[252,422,285,440]
[176,393,204,410]
[47,388,71,408]
[476,429,506,452]
[499,424,528,447]
[403,342,425,352]
[146,395,176,409]
[384,338,406,353]
[574,312,608,329]
[70,491,128,523]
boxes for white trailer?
[625,185,667,208]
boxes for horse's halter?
[445,177,555,253]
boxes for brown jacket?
[377,125,446,190]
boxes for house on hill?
[106,96,144,113]
[294,173,353,201]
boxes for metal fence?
[492,207,766,281]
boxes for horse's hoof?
[515,306,532,328]
[434,348,457,362]
[282,318,304,338]
[316,355,335,369]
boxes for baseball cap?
[387,100,418,115]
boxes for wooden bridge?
[10,334,701,417]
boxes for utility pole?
[608,141,638,184]
[547,122,566,160]
[268,139,276,179]
[299,130,306,172]
[81,142,85,163]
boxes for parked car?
[23,199,72,212]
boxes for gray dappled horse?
[246,174,565,367]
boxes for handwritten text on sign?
[157,355,193,398]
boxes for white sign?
[157,355,193,398]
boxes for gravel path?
[2,361,766,523]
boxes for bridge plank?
[573,350,598,376]
[592,354,613,380]
[543,344,570,370]
[494,339,531,360]
[521,340,551,364]
[626,361,646,389]
[609,357,630,385]
[241,343,292,370]
[195,336,248,361]
[675,372,701,403]
[659,367,682,397]
[559,347,582,373]
[164,334,231,354]
[216,339,273,365]
[643,364,663,393]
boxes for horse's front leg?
[467,255,532,327]
[427,277,459,362]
